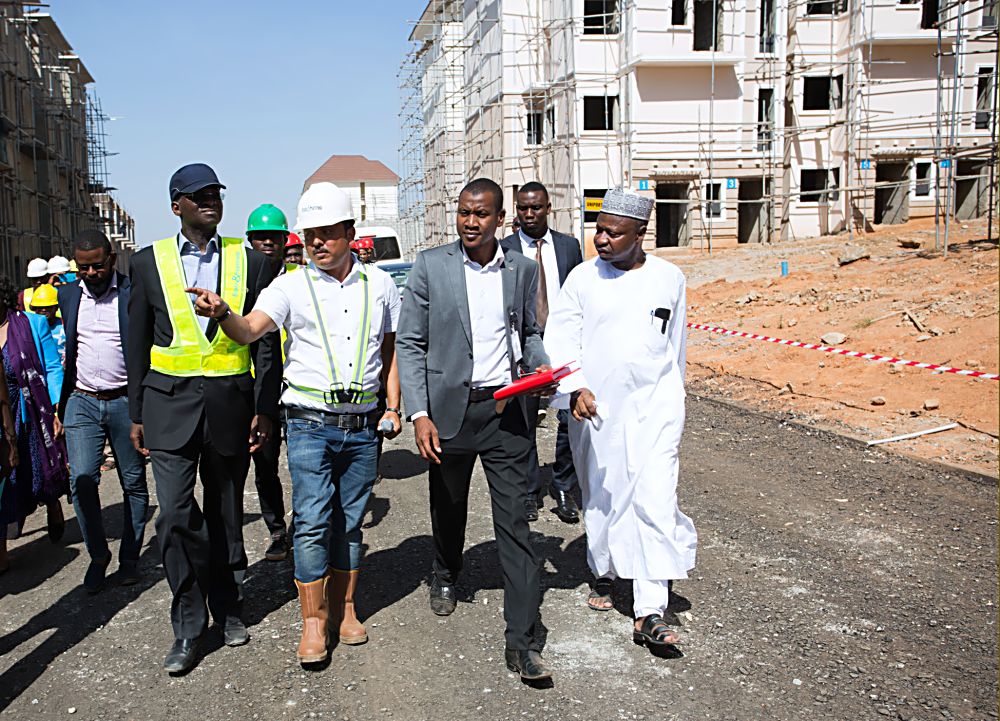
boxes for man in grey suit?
[501,182,584,525]
[397,178,555,683]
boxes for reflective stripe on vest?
[149,236,250,377]
[285,263,377,406]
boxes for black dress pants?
[150,417,250,640]
[429,398,540,651]
[526,407,578,496]
[251,428,286,536]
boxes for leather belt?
[468,386,502,403]
[285,406,379,430]
[74,387,128,401]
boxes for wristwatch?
[385,407,401,416]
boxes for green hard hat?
[246,203,288,234]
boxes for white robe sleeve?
[669,272,688,380]
[543,270,589,402]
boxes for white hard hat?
[26,257,49,278]
[47,255,71,274]
[295,182,354,231]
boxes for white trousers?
[600,573,672,618]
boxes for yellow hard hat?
[30,284,58,308]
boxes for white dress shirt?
[464,242,512,388]
[518,227,561,313]
[75,274,128,392]
[254,259,401,414]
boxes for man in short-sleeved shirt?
[186,182,402,666]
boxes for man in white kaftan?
[544,187,697,647]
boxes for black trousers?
[526,407,578,496]
[429,398,540,651]
[251,428,286,535]
[150,417,250,640]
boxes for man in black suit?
[397,178,556,682]
[127,163,281,674]
[500,182,583,524]
[54,230,148,595]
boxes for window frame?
[702,181,725,220]
[582,94,619,132]
[583,0,621,35]
[913,160,933,197]
[799,168,829,204]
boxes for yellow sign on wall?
[584,198,603,212]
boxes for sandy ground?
[661,216,999,478]
[0,399,996,721]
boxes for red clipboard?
[492,363,578,401]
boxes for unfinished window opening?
[802,75,843,110]
[757,88,774,151]
[920,0,939,28]
[975,67,995,130]
[693,0,723,51]
[800,169,828,203]
[583,0,620,34]
[525,108,543,145]
[703,182,722,218]
[672,0,687,25]
[759,0,776,52]
[985,0,999,27]
[583,95,619,131]
[806,0,836,15]
[915,162,932,196]
[584,188,609,222]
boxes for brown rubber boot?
[330,569,368,645]
[295,576,329,663]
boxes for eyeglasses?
[182,189,225,204]
[76,259,111,271]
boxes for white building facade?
[401,0,998,253]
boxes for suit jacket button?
[462,381,469,387]
[468,353,473,360]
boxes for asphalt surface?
[0,396,996,721]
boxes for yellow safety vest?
[22,287,34,309]
[149,236,250,377]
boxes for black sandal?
[586,577,614,611]
[633,614,680,648]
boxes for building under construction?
[0,5,134,280]
[399,0,999,255]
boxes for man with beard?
[544,187,697,651]
[55,230,149,594]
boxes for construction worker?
[355,237,375,264]
[246,203,289,278]
[19,257,49,310]
[28,284,65,365]
[127,163,282,674]
[186,181,402,666]
[284,233,305,268]
[245,203,291,561]
[47,256,75,286]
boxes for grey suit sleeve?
[521,260,549,369]
[395,251,431,419]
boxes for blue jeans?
[64,392,149,563]
[286,417,378,583]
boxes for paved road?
[1,397,996,721]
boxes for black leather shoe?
[505,648,552,681]
[163,637,201,674]
[222,616,249,647]
[264,532,288,561]
[551,490,579,524]
[524,497,539,522]
[429,577,457,616]
[83,554,112,595]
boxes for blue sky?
[46,0,417,244]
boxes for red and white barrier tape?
[687,323,999,381]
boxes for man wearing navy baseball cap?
[127,163,281,673]
[168,162,227,201]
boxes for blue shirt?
[178,233,219,331]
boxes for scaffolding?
[399,0,999,253]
